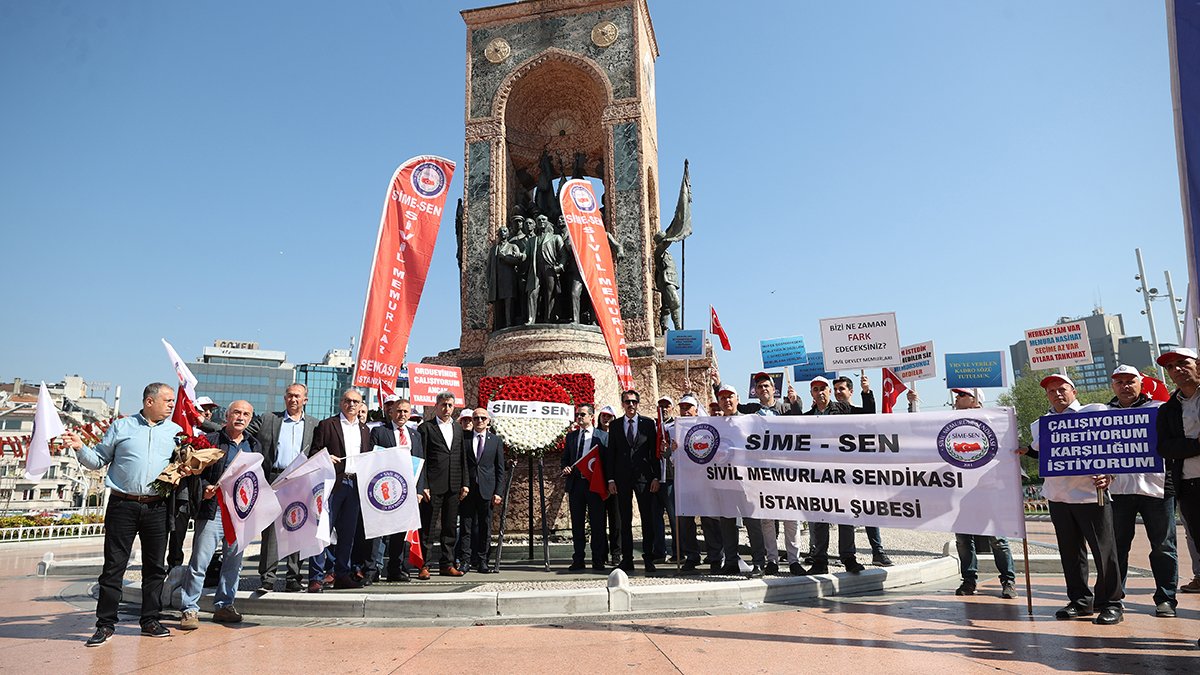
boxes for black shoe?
[808,562,829,575]
[1054,602,1093,619]
[618,561,635,573]
[389,570,411,582]
[592,562,607,572]
[1093,607,1123,625]
[568,562,587,571]
[764,561,779,575]
[1154,601,1176,617]
[333,574,364,589]
[843,558,865,574]
[746,565,764,578]
[955,582,977,596]
[644,561,657,575]
[789,562,809,576]
[872,553,894,567]
[679,560,699,574]
[720,563,740,575]
[86,625,114,647]
[284,580,304,593]
[476,563,492,574]
[141,619,170,638]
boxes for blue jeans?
[955,533,1015,584]
[1111,493,1177,607]
[181,517,244,612]
[865,526,884,555]
[309,547,331,583]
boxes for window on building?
[39,489,54,500]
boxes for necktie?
[398,425,408,445]
[579,431,586,458]
[627,417,636,445]
[476,434,484,460]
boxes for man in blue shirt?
[62,382,182,647]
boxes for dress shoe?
[719,562,740,575]
[212,605,243,623]
[307,580,324,593]
[1154,601,1176,617]
[418,566,431,580]
[592,562,607,572]
[807,562,829,575]
[568,562,587,571]
[709,561,723,574]
[644,560,657,575]
[476,563,492,574]
[1181,574,1200,592]
[439,565,465,577]
[284,580,304,593]
[789,562,809,576]
[333,574,364,589]
[872,553,894,567]
[955,581,976,596]
[842,558,866,574]
[746,565,764,578]
[322,573,334,589]
[764,561,779,575]
[389,570,411,582]
[141,619,170,638]
[86,625,115,647]
[618,561,636,573]
[679,560,699,574]
[1054,602,1093,619]
[1093,607,1123,625]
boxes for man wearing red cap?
[1155,348,1200,615]
[1023,373,1123,624]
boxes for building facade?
[295,349,355,420]
[191,341,295,418]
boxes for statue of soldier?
[522,217,544,324]
[486,226,525,330]
[506,213,528,322]
[653,231,682,333]
[529,215,563,323]
[556,216,586,324]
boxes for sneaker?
[179,610,200,631]
[872,553,894,567]
[1000,582,1017,599]
[85,625,115,647]
[764,561,779,575]
[955,582,976,596]
[1181,575,1200,593]
[141,619,170,638]
[212,606,243,624]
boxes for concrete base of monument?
[483,323,622,405]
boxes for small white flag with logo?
[25,382,66,480]
[349,446,420,539]
[273,468,325,559]
[217,451,282,550]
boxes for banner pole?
[538,456,550,572]
[1022,536,1033,616]
[528,456,534,559]
[493,454,517,572]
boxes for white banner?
[348,446,421,539]
[674,409,1025,539]
[272,451,336,559]
[217,451,282,549]
[819,312,901,370]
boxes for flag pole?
[1022,536,1033,616]
[681,238,686,330]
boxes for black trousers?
[699,517,724,563]
[96,496,169,628]
[1048,500,1124,610]
[616,483,658,564]
[427,490,460,567]
[606,496,621,561]
[457,492,494,566]
[567,483,608,565]
[167,507,191,569]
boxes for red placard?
[559,179,635,391]
[354,156,456,389]
[407,363,465,407]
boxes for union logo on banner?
[367,470,408,511]
[282,501,308,532]
[233,472,260,519]
[411,161,448,198]
[683,423,720,465]
[569,183,596,211]
[936,419,999,469]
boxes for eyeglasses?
[575,412,588,417]
[341,398,362,405]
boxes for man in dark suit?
[417,391,468,576]
[368,396,428,581]
[307,388,371,591]
[562,403,608,571]
[254,383,318,592]
[602,389,661,574]
[457,407,506,573]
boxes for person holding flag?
[832,373,894,568]
[61,382,182,647]
[561,404,609,571]
[369,396,427,582]
[179,400,258,630]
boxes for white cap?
[598,405,616,417]
[657,395,674,407]
[951,387,985,403]
[1157,347,1198,366]
[717,382,738,396]
[459,409,473,420]
[810,376,831,388]
[1040,373,1075,389]
[194,396,217,410]
[679,394,699,408]
[383,394,401,403]
[1111,364,1141,379]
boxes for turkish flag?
[710,305,732,351]
[881,368,908,413]
[1142,374,1171,402]
[406,529,424,569]
[171,384,201,436]
[574,444,608,498]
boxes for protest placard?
[746,371,785,400]
[407,363,464,406]
[793,352,837,382]
[892,340,936,382]
[760,335,808,369]
[1024,321,1093,369]
[819,312,901,370]
[1036,408,1162,477]
[665,330,706,360]
[945,351,1007,389]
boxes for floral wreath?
[480,374,594,457]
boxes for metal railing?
[0,522,105,542]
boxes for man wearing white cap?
[194,396,222,434]
[804,376,862,575]
[1023,373,1123,624]
[950,387,1017,599]
[458,408,475,432]
[1105,364,1175,617]
[1155,348,1200,613]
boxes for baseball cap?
[951,388,985,403]
[1110,364,1141,379]
[679,394,699,408]
[717,382,738,396]
[194,396,218,410]
[459,409,473,420]
[598,405,616,417]
[810,376,831,388]
[1156,347,1198,366]
[657,395,674,407]
[751,371,772,384]
[1039,374,1075,389]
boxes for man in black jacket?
[417,391,468,576]
[368,396,427,581]
[603,389,660,574]
[254,384,317,592]
[1155,348,1200,614]
[457,407,506,573]
[562,403,609,571]
[805,377,864,575]
[832,374,893,568]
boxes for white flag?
[273,470,325,559]
[25,382,66,480]
[349,446,420,539]
[300,450,337,547]
[161,338,198,400]
[217,451,282,550]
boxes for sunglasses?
[622,399,638,405]
[472,415,489,421]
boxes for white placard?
[819,311,901,370]
[892,340,937,382]
[1023,321,1093,369]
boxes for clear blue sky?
[0,1,1189,411]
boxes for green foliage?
[0,513,104,528]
